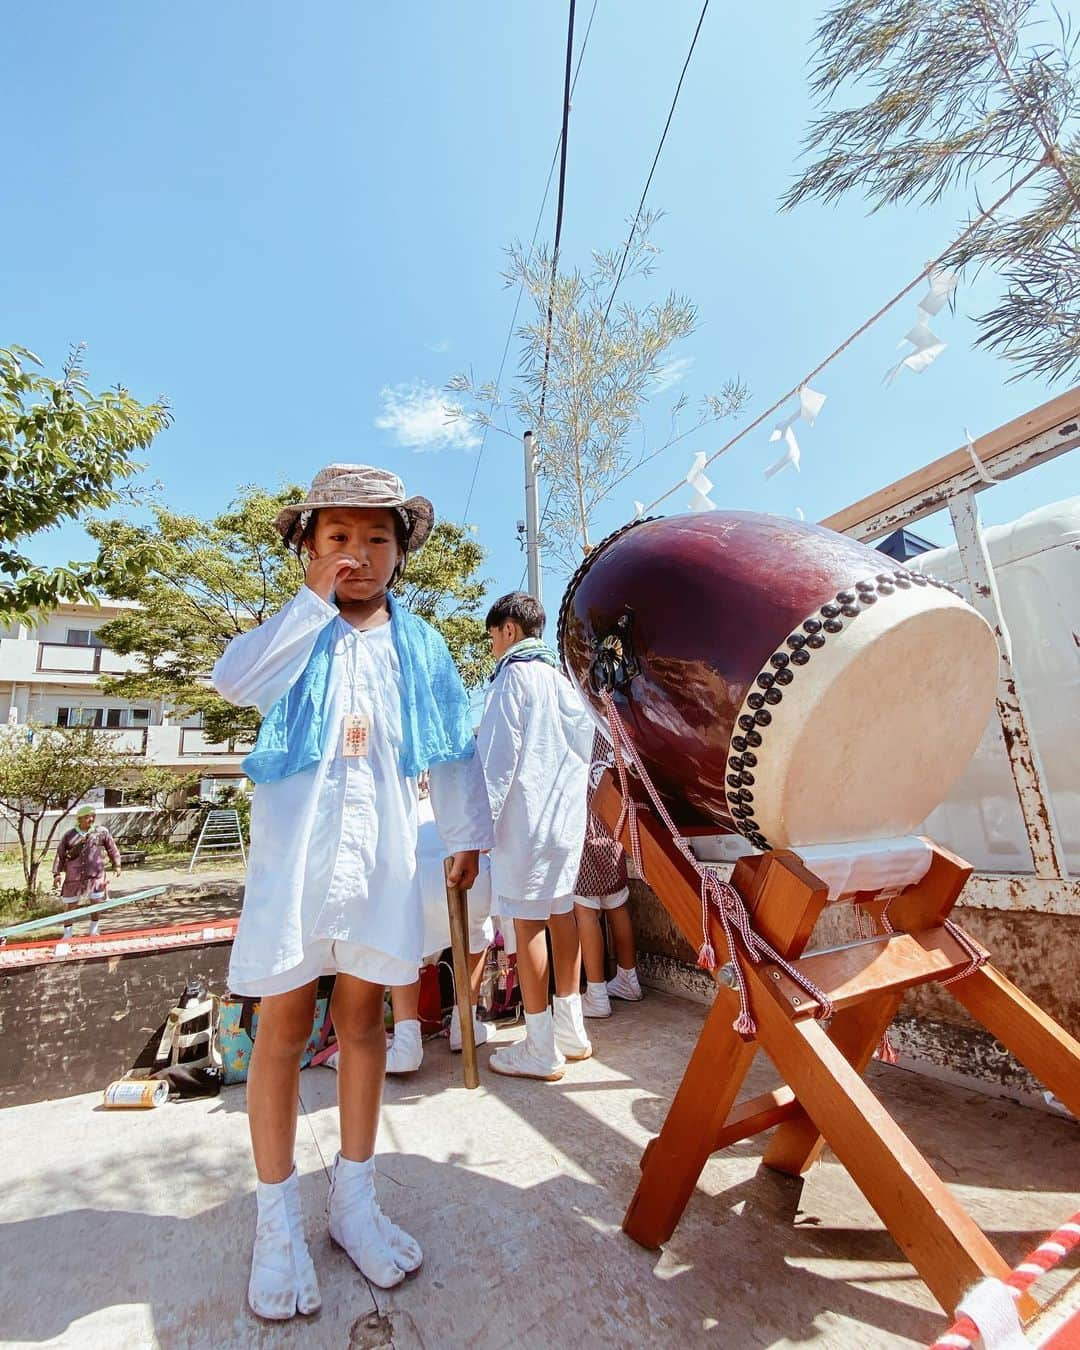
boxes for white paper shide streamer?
[765,385,826,480]
[685,452,716,511]
[885,267,957,384]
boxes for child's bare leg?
[331,975,388,1161]
[390,980,420,1025]
[608,903,637,971]
[247,981,319,1183]
[574,904,606,984]
[468,947,486,1003]
[327,975,422,1287]
[549,910,582,999]
[513,918,550,1014]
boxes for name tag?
[343,713,370,758]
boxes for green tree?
[449,213,747,569]
[0,344,171,621]
[89,487,492,742]
[784,0,1080,383]
[0,724,143,891]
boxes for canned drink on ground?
[102,1079,169,1109]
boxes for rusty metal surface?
[949,489,1069,879]
[961,873,1080,915]
[823,394,1080,542]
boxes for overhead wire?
[461,0,597,524]
[636,157,1049,517]
[538,0,711,537]
[600,0,710,331]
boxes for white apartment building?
[0,598,250,803]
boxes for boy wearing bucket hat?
[212,463,492,1320]
[52,802,121,938]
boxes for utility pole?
[523,430,543,603]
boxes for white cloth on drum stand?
[791,836,933,904]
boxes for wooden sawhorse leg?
[623,988,757,1248]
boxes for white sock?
[62,924,73,939]
[391,1018,421,1048]
[524,1008,557,1058]
[617,965,637,979]
[586,981,608,996]
[89,920,100,936]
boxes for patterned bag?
[219,976,335,1085]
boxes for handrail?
[0,886,167,942]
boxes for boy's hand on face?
[446,850,480,892]
[304,551,363,604]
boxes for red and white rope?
[928,1212,1080,1349]
[599,691,834,1037]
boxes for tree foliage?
[784,0,1080,383]
[0,344,171,622]
[89,487,491,742]
[450,213,748,569]
[0,724,143,890]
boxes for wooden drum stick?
[444,859,479,1089]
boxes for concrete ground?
[0,991,1077,1350]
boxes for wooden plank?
[762,990,903,1177]
[949,964,1080,1122]
[749,966,1014,1316]
[623,987,758,1249]
[822,388,1080,538]
[593,773,744,974]
[744,851,829,957]
[766,926,972,1019]
[711,1086,798,1151]
[880,840,972,933]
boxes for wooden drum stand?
[592,772,1080,1319]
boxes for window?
[66,629,104,648]
[56,707,103,727]
[105,709,124,728]
[129,708,152,726]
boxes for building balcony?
[35,642,139,676]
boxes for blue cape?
[242,594,475,785]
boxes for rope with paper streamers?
[927,1209,1080,1350]
[632,158,1048,518]
[598,689,834,1037]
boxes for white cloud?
[375,381,480,452]
[651,356,695,393]
[425,338,451,353]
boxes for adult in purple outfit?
[52,802,121,937]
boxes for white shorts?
[496,893,575,922]
[228,938,418,998]
[419,851,494,958]
[574,886,630,912]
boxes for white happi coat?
[477,655,594,902]
[213,586,493,987]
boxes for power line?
[461,0,598,523]
[535,0,577,435]
[637,159,1049,517]
[538,0,710,539]
[600,0,710,330]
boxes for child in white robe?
[575,731,644,1018]
[213,464,492,1320]
[477,592,594,1081]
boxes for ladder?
[188,808,247,872]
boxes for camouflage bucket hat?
[274,464,435,552]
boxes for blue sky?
[4,2,1077,621]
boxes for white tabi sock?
[385,1018,423,1074]
[327,1153,422,1286]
